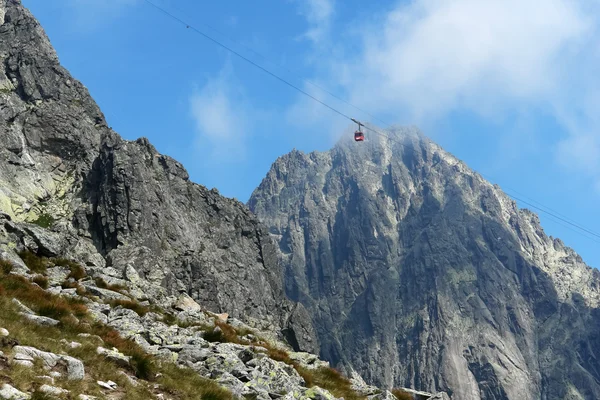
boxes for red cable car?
[352,118,365,142]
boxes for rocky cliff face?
[0,0,316,353]
[249,128,600,400]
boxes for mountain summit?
[249,128,600,399]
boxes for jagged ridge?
[0,0,315,354]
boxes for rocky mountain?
[0,0,316,354]
[248,128,600,400]
[0,2,453,398]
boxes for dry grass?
[31,275,48,289]
[0,261,233,400]
[392,389,415,400]
[107,299,150,317]
[17,250,50,274]
[53,258,87,281]
[0,259,13,274]
[158,362,233,400]
[95,277,128,292]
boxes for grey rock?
[249,132,600,399]
[21,225,64,257]
[82,284,130,301]
[11,299,33,314]
[46,266,70,286]
[96,381,117,391]
[78,395,99,400]
[20,313,60,327]
[245,357,305,395]
[96,346,130,367]
[173,293,202,312]
[14,346,84,380]
[368,392,397,400]
[0,384,30,400]
[288,352,329,370]
[38,385,69,396]
[0,328,8,337]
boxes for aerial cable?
[502,192,600,241]
[143,0,353,123]
[147,1,393,130]
[142,0,600,245]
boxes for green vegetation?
[31,275,48,289]
[30,213,55,228]
[54,257,87,281]
[392,389,415,400]
[0,259,13,274]
[107,299,151,317]
[18,250,50,274]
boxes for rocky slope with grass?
[0,225,450,400]
[248,130,600,400]
[0,0,315,354]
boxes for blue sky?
[22,0,600,268]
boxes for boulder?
[173,293,202,312]
[0,384,30,400]
[96,347,130,368]
[13,346,84,380]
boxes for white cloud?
[343,0,594,119]
[288,0,600,190]
[294,0,335,44]
[189,64,251,162]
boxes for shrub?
[30,392,54,400]
[54,258,86,281]
[392,389,415,400]
[108,299,149,317]
[32,275,48,289]
[31,213,55,228]
[17,251,49,274]
[131,351,156,380]
[0,259,13,274]
[203,326,227,343]
[95,277,127,292]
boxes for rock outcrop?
[249,129,600,399]
[0,0,316,354]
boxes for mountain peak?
[249,130,600,399]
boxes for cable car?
[352,118,365,142]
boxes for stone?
[82,284,131,301]
[288,352,329,370]
[13,346,84,380]
[22,225,64,257]
[11,299,34,315]
[97,381,117,391]
[39,385,69,396]
[0,328,8,337]
[20,313,60,327]
[173,293,202,312]
[0,384,30,400]
[96,347,130,367]
[46,266,70,286]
